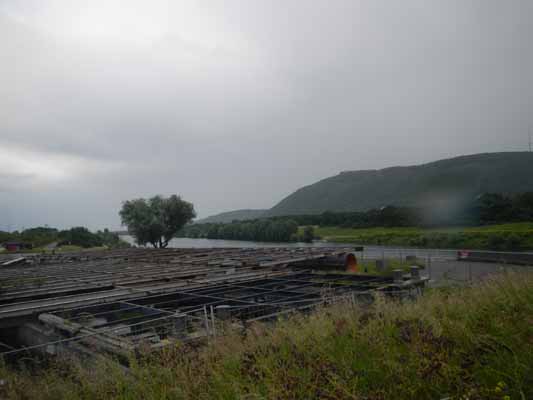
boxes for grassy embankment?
[313,222,533,250]
[2,272,533,399]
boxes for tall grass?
[2,273,533,399]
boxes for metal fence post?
[210,305,216,337]
[203,306,210,339]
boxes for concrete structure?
[0,247,428,359]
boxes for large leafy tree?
[120,195,196,248]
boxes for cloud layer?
[1,0,532,230]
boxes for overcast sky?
[1,0,532,230]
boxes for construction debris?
[1,257,26,267]
[0,247,427,358]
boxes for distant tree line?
[0,227,59,248]
[268,207,422,229]
[57,227,127,248]
[180,219,300,242]
[178,207,414,243]
[264,193,533,229]
[179,192,533,243]
[0,226,129,249]
[477,192,533,225]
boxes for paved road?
[356,246,533,285]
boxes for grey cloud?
[1,0,532,230]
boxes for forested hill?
[196,209,267,224]
[264,152,533,217]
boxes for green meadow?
[312,223,533,250]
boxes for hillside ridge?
[198,152,533,221]
[196,209,267,224]
[264,151,533,217]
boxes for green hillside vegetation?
[268,192,533,229]
[0,227,129,251]
[265,152,533,221]
[182,195,533,248]
[314,222,533,250]
[0,227,60,248]
[196,209,267,224]
[2,273,533,399]
[181,219,299,242]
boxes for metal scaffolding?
[0,247,425,358]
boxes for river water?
[119,235,460,259]
[120,235,346,249]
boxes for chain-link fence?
[357,247,533,285]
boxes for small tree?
[302,226,314,243]
[58,227,103,248]
[119,195,196,248]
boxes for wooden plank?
[1,257,26,267]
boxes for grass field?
[463,222,533,232]
[314,222,533,237]
[2,272,532,399]
[311,222,533,250]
